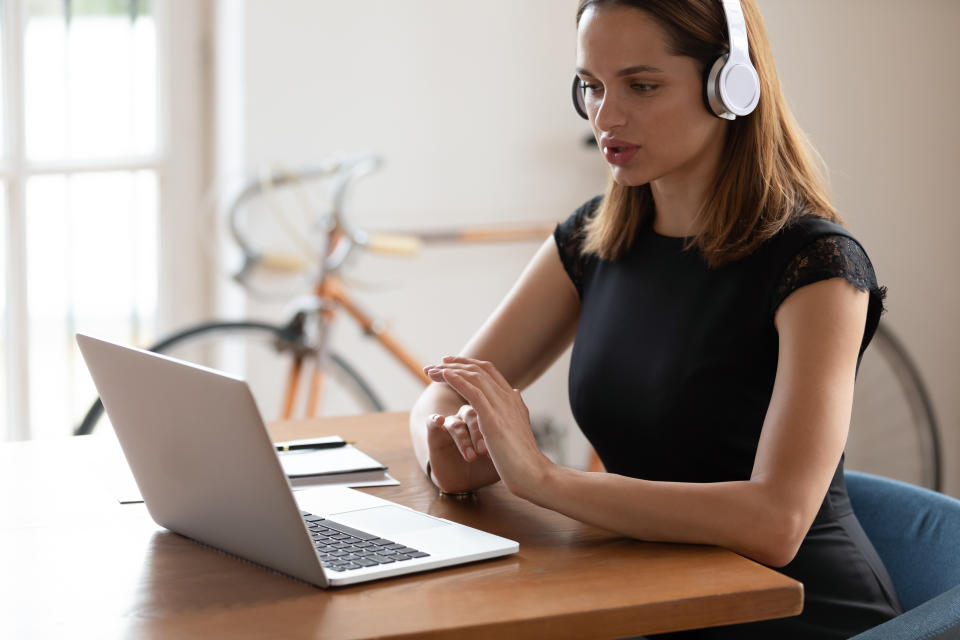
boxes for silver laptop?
[76,334,517,587]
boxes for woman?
[408,0,901,636]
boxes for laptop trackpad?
[330,505,450,536]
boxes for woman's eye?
[631,83,658,92]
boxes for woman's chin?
[609,168,651,187]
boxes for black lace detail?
[774,236,883,307]
[773,234,888,356]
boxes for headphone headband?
[721,0,750,63]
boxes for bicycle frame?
[228,156,553,421]
[284,268,431,420]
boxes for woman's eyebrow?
[576,64,666,77]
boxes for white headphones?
[706,0,760,119]
[573,0,761,121]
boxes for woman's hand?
[425,356,554,501]
[426,404,487,463]
[414,389,500,494]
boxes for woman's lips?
[601,140,640,166]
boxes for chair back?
[845,470,960,610]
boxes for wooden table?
[0,412,803,639]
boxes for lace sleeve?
[553,196,601,298]
[773,235,888,353]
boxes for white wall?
[218,1,960,491]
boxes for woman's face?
[576,5,726,188]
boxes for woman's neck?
[649,181,707,238]
[649,130,726,238]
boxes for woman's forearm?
[529,465,808,568]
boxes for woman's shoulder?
[553,195,603,298]
[555,194,603,241]
[763,213,886,340]
[758,213,870,279]
[769,214,855,257]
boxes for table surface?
[0,412,803,639]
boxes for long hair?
[577,0,840,267]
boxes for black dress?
[553,196,902,638]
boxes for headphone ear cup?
[705,55,734,120]
[705,54,760,120]
[572,76,588,120]
[702,57,720,117]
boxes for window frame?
[1,0,212,440]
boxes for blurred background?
[1,0,957,496]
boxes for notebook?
[76,334,518,587]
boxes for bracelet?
[425,461,475,498]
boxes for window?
[1,0,207,440]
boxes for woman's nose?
[593,92,627,131]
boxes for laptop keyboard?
[301,511,430,573]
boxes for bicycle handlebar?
[227,153,384,287]
[225,152,555,292]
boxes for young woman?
[409,0,901,636]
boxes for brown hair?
[577,0,840,266]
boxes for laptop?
[76,334,517,587]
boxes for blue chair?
[846,470,960,639]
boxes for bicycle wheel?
[845,321,942,490]
[74,319,384,436]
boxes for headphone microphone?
[573,0,761,121]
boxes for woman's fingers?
[424,411,480,463]
[424,362,547,499]
[424,357,513,393]
[446,414,478,462]
[442,356,514,390]
[457,404,486,455]
[421,358,519,462]
[441,368,496,419]
[424,413,452,451]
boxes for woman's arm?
[409,235,581,493]
[428,276,868,567]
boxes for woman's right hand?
[418,402,500,493]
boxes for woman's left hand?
[424,356,553,500]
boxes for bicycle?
[75,155,942,491]
[74,154,554,441]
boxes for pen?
[274,436,348,452]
